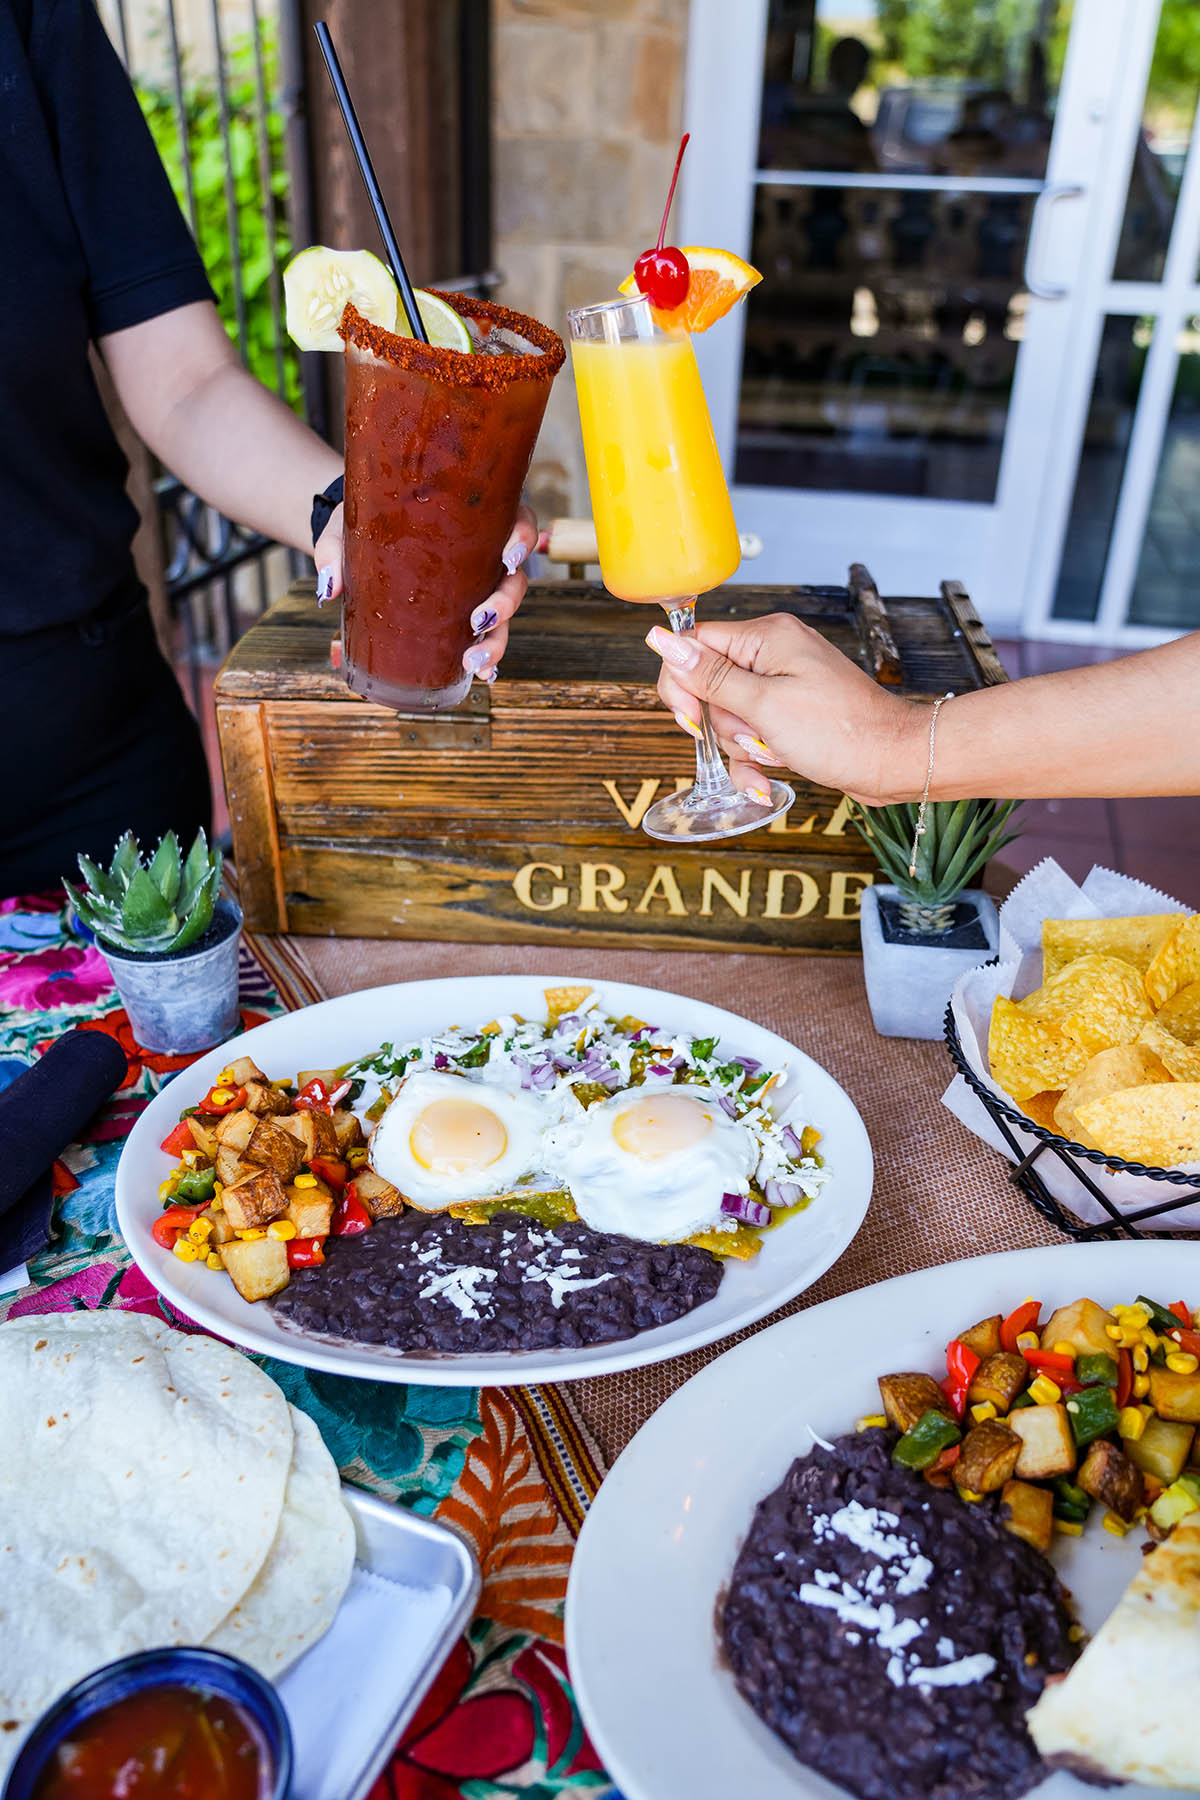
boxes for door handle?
[1023,182,1086,300]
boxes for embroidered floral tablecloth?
[0,894,612,1800]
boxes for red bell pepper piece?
[1170,1301,1193,1329]
[287,1237,326,1268]
[1167,1325,1200,1358]
[309,1155,349,1191]
[295,1078,331,1113]
[1115,1348,1133,1410]
[941,1338,980,1419]
[1022,1348,1076,1376]
[159,1120,195,1157]
[199,1085,248,1116]
[331,1182,372,1237]
[1000,1299,1041,1354]
[152,1205,204,1248]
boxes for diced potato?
[954,1420,1022,1494]
[223,1055,267,1087]
[1148,1367,1200,1424]
[218,1236,289,1302]
[243,1080,291,1118]
[1001,1479,1054,1554]
[1008,1403,1077,1479]
[331,1108,365,1154]
[1077,1439,1144,1522]
[1039,1298,1113,1361]
[221,1169,289,1231]
[213,1108,257,1152]
[215,1146,255,1189]
[186,1115,219,1159]
[1125,1413,1195,1485]
[198,1204,236,1245]
[245,1118,305,1181]
[297,1068,340,1089]
[285,1189,334,1238]
[353,1167,405,1221]
[877,1373,954,1434]
[279,1110,338,1161]
[958,1315,1004,1360]
[969,1351,1029,1412]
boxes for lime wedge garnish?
[284,247,400,351]
[399,289,473,354]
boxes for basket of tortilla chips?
[944,861,1200,1235]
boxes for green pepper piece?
[1075,1351,1120,1389]
[892,1409,962,1471]
[1051,1475,1093,1522]
[1009,1391,1036,1409]
[1136,1294,1183,1335]
[174,1166,216,1204]
[1064,1383,1120,1448]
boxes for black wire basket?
[943,1003,1200,1239]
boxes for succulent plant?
[848,798,1020,936]
[64,830,224,956]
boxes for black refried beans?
[271,1209,724,1353]
[720,1429,1078,1800]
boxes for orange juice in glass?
[569,293,792,840]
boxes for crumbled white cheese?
[907,1654,996,1689]
[418,1265,498,1320]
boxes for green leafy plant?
[848,797,1020,933]
[65,831,224,956]
[134,27,300,405]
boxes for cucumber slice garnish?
[284,246,400,351]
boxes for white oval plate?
[115,975,873,1386]
[566,1241,1200,1800]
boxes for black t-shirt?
[1,0,215,634]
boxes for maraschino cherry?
[634,132,690,310]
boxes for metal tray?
[278,1486,480,1800]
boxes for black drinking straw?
[313,21,429,344]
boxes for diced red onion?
[511,1053,534,1089]
[721,1192,771,1227]
[630,1025,658,1041]
[668,1055,687,1071]
[648,1062,673,1077]
[530,1062,558,1090]
[556,1013,582,1032]
[734,1055,762,1074]
[433,1052,450,1070]
[781,1124,805,1159]
[718,1095,738,1119]
[763,1178,803,1208]
[552,1055,578,1073]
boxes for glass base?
[344,664,473,712]
[642,779,795,843]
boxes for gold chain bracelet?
[909,692,955,879]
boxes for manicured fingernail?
[471,605,499,636]
[674,710,701,738]
[735,733,783,765]
[480,664,498,685]
[746,783,773,806]
[502,540,529,576]
[316,567,334,603]
[646,626,698,669]
[463,644,491,673]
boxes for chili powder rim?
[340,293,565,387]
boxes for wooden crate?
[215,570,1006,952]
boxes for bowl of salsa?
[3,1647,291,1800]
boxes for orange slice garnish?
[618,247,762,332]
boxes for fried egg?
[369,1071,546,1209]
[545,1085,758,1241]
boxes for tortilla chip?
[1021,954,1152,1021]
[1074,1082,1200,1169]
[1061,970,1155,1058]
[1155,981,1200,1047]
[1145,917,1200,1010]
[1137,1019,1200,1085]
[1042,914,1183,981]
[988,996,1091,1102]
[1021,1091,1064,1131]
[543,984,593,1026]
[1054,1044,1174,1149]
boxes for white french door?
[679,0,1159,638]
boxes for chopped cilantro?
[691,1035,718,1061]
[456,1039,491,1068]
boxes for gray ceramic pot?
[860,883,999,1040]
[100,896,242,1055]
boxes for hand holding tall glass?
[568,294,793,840]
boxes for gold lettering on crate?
[828,869,874,919]
[635,865,688,916]
[580,862,628,913]
[511,863,569,911]
[700,867,751,918]
[763,869,820,920]
[601,776,694,829]
[766,794,852,836]
[822,795,855,836]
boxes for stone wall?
[492,0,690,525]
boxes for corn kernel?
[180,1148,201,1168]
[158,1180,179,1204]
[187,1217,213,1244]
[213,1182,224,1200]
[1118,1406,1146,1440]
[347,1148,369,1167]
[1117,1325,1142,1348]
[1016,1331,1041,1351]
[1024,1652,1038,1666]
[856,1415,888,1431]
[959,1488,984,1503]
[205,1252,223,1272]
[1102,1511,1130,1537]
[217,1066,235,1085]
[209,1087,235,1108]
[1051,1341,1077,1361]
[173,1238,200,1262]
[1068,1624,1085,1642]
[1029,1374,1062,1405]
[1055,1518,1084,1536]
[1133,1372,1151,1399]
[1111,1304,1129,1318]
[1106,1323,1123,1340]
[235,1228,266,1241]
[970,1402,998,1424]
[1143,1329,1160,1352]
[1125,1306,1150,1327]
[1166,1351,1199,1374]
[267,1220,297,1241]
[1132,1345,1149,1372]
[293,1172,318,1189]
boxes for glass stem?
[665,601,734,800]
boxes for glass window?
[1127,321,1200,630]
[1111,0,1199,284]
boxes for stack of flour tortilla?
[0,1310,356,1779]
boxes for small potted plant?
[851,798,1019,1039]
[64,830,242,1054]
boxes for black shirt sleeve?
[30,0,216,338]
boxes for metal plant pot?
[100,896,243,1055]
[860,883,999,1040]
